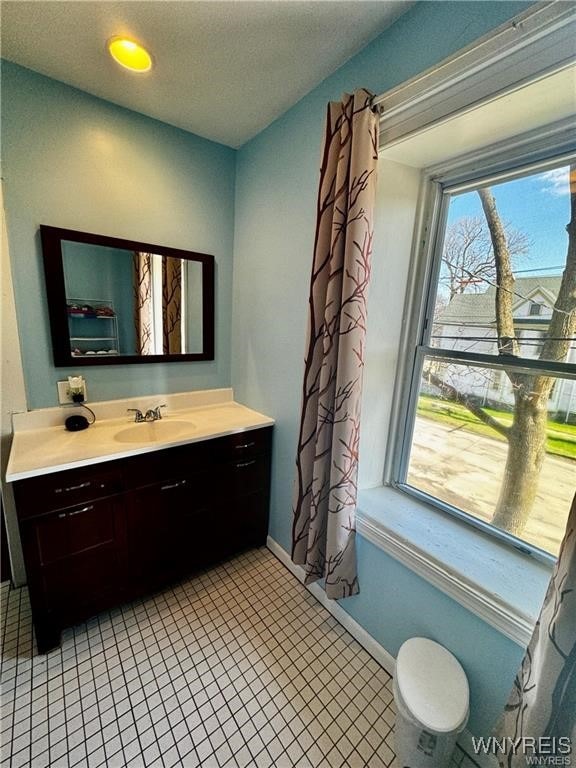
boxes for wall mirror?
[40,226,215,366]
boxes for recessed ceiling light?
[107,37,153,73]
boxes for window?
[489,369,503,391]
[394,158,575,559]
[358,3,574,640]
[529,301,542,316]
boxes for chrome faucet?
[145,404,166,422]
[127,405,166,423]
[127,408,145,423]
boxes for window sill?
[356,486,553,647]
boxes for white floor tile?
[1,549,474,767]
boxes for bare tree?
[440,216,530,300]
[478,173,576,535]
[432,169,575,536]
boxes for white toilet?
[393,638,470,768]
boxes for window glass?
[402,162,575,557]
[406,359,575,557]
[431,166,573,365]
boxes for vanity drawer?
[217,428,272,460]
[28,498,120,566]
[122,442,206,488]
[224,454,270,495]
[13,464,124,519]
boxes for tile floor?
[1,547,479,767]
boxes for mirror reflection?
[40,226,214,366]
[62,242,204,358]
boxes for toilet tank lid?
[396,638,469,733]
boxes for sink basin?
[114,420,195,444]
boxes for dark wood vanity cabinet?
[15,464,127,652]
[13,427,272,652]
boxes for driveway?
[408,416,575,556]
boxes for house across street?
[433,275,576,421]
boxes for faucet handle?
[127,408,145,423]
[153,404,167,420]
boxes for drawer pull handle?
[161,480,187,491]
[55,481,91,494]
[236,460,256,469]
[58,505,94,519]
[69,505,93,517]
[235,442,255,450]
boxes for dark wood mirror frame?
[40,225,215,367]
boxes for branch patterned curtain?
[291,89,379,599]
[133,253,183,355]
[133,252,153,355]
[162,257,182,354]
[496,492,576,765]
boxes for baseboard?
[266,536,396,677]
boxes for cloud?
[539,167,570,197]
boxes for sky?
[446,164,571,276]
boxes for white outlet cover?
[57,379,87,404]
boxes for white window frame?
[374,2,575,149]
[384,141,576,563]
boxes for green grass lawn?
[417,395,576,460]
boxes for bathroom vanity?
[6,392,274,652]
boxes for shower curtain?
[292,89,379,599]
[133,252,183,355]
[133,251,153,355]
[162,256,182,354]
[496,492,576,766]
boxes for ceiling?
[1,1,413,148]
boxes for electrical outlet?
[57,379,88,404]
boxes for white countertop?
[6,389,274,481]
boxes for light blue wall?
[1,61,236,408]
[232,1,531,736]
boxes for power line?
[431,335,576,342]
[514,266,564,274]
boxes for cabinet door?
[215,454,271,556]
[224,491,269,553]
[126,469,213,593]
[22,497,126,626]
[172,472,218,573]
